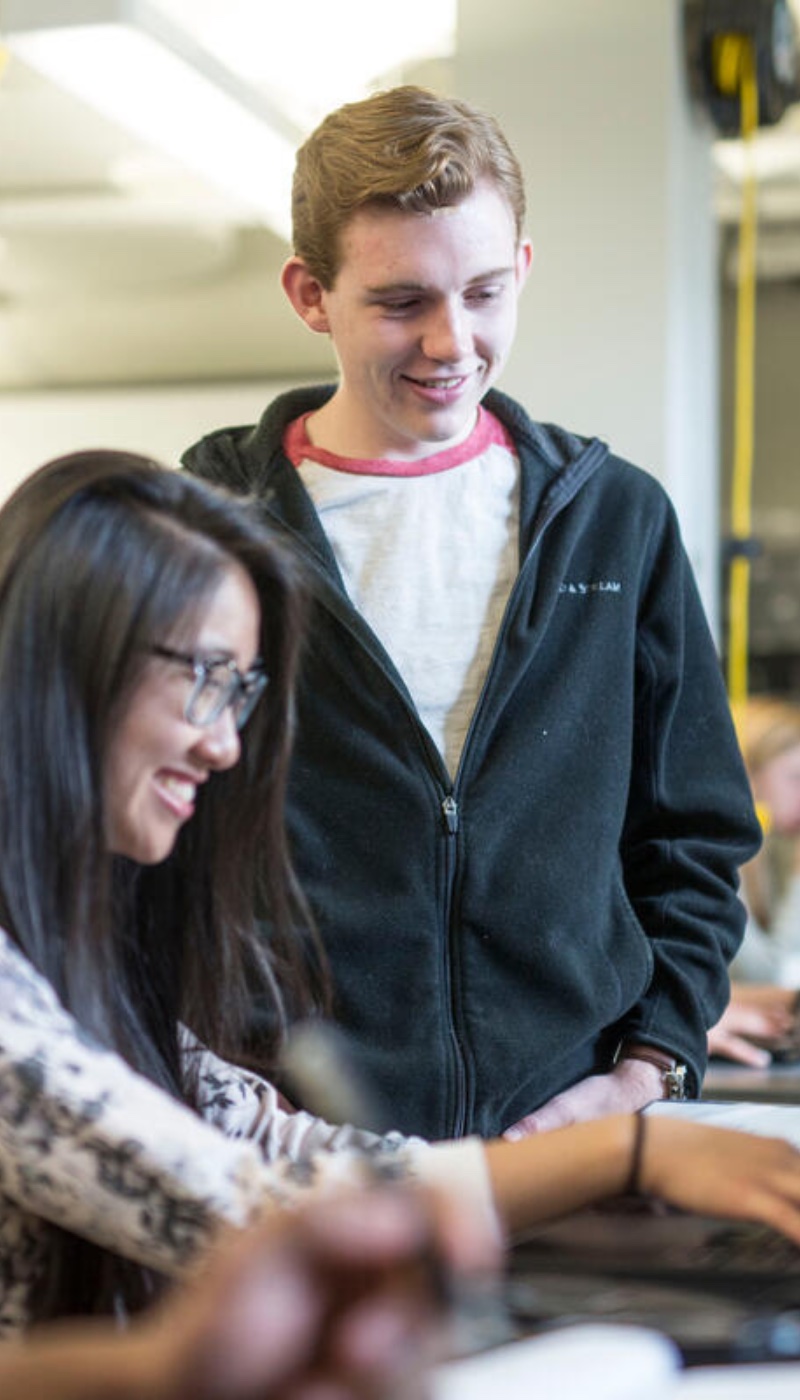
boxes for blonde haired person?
[731,695,800,984]
[707,697,800,1067]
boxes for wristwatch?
[614,1041,688,1101]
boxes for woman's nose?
[191,706,241,771]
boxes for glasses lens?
[233,671,268,729]
[187,662,235,726]
[184,661,268,729]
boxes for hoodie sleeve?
[614,498,761,1092]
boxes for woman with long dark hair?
[2,449,800,1338]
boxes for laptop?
[702,1060,800,1104]
[505,1202,800,1366]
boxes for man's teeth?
[416,376,463,388]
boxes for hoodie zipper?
[440,440,608,1135]
[439,793,468,1135]
[262,436,607,1138]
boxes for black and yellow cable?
[715,34,759,705]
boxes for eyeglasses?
[150,645,269,730]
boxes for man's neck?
[306,392,478,463]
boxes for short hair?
[291,85,526,287]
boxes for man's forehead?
[335,188,519,274]
[347,181,515,231]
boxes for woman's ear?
[281,258,331,334]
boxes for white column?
[456,0,721,625]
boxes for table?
[702,1060,800,1104]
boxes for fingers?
[154,1186,458,1400]
[719,1141,800,1247]
[502,1114,542,1140]
[706,1027,772,1066]
[727,1006,793,1038]
[643,1118,800,1246]
[286,1189,454,1399]
[156,1224,325,1400]
[729,983,798,1016]
[504,1069,663,1139]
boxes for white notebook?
[433,1324,679,1400]
[678,1362,800,1396]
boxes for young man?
[184,86,760,1141]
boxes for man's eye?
[466,286,501,304]
[379,299,420,315]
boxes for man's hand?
[502,1057,664,1138]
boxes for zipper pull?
[441,795,459,835]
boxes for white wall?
[457,0,721,625]
[0,380,311,503]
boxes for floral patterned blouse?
[0,928,488,1335]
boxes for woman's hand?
[486,1111,800,1245]
[641,1115,800,1245]
[707,984,799,1066]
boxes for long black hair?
[0,449,323,1318]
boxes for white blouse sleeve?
[0,932,405,1277]
[0,932,498,1284]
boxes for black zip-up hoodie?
[184,385,760,1141]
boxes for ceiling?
[3,0,800,393]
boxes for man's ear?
[516,238,534,289]
[281,257,331,333]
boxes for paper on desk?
[432,1324,680,1400]
[677,1362,800,1396]
[647,1099,800,1148]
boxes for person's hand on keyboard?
[707,985,800,1066]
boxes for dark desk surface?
[441,1100,800,1395]
[702,1060,800,1103]
[506,1203,800,1367]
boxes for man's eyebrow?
[364,267,516,296]
[364,281,428,296]
[465,266,516,283]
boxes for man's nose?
[421,301,471,361]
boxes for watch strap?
[615,1041,688,1101]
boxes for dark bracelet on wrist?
[625,1111,647,1195]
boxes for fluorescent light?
[1,0,301,240]
[181,1,458,133]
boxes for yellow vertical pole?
[717,36,759,704]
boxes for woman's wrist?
[484,1114,641,1233]
[624,1113,647,1196]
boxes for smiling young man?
[280,178,531,459]
[184,86,760,1141]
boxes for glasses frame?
[150,644,268,731]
